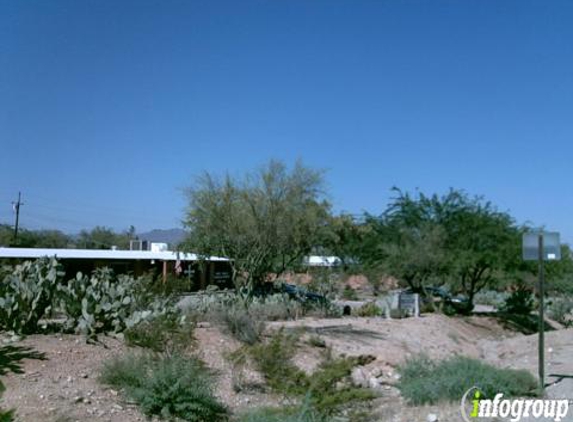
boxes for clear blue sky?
[1,1,572,242]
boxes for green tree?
[0,224,71,248]
[360,209,447,293]
[78,226,135,249]
[183,160,331,292]
[318,214,370,271]
[432,190,520,311]
[358,189,520,311]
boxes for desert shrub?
[248,329,307,394]
[0,258,63,334]
[500,289,535,315]
[237,401,324,422]
[248,294,304,321]
[355,302,383,317]
[124,312,195,354]
[100,353,227,422]
[473,290,509,308]
[245,330,375,416]
[342,285,359,301]
[307,353,375,414]
[547,297,573,326]
[398,354,538,405]
[184,293,265,344]
[216,305,266,345]
[307,335,327,348]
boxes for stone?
[351,367,368,388]
[427,413,438,422]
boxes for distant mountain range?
[138,228,188,246]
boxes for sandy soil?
[2,314,572,422]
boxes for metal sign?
[523,231,561,261]
[398,292,419,317]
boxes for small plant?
[342,285,359,301]
[124,312,195,354]
[100,353,228,422]
[237,400,324,422]
[307,335,327,348]
[398,354,538,405]
[473,290,509,308]
[217,305,266,345]
[248,329,308,395]
[355,302,383,317]
[501,288,535,315]
[244,330,376,417]
[547,297,573,326]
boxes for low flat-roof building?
[0,247,233,291]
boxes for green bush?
[217,305,266,345]
[124,312,195,354]
[355,302,383,317]
[0,258,63,333]
[245,330,375,416]
[473,290,509,308]
[342,285,359,301]
[547,297,573,326]
[398,354,538,405]
[237,401,324,422]
[501,289,535,315]
[100,353,228,422]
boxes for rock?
[427,413,438,422]
[351,367,368,388]
[109,389,118,396]
[73,396,83,403]
[80,373,88,379]
[368,377,380,390]
[66,376,73,383]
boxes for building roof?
[0,247,228,262]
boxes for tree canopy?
[354,189,522,310]
[182,160,331,291]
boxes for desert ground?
[2,313,572,422]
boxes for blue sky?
[1,1,572,242]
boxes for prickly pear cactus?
[0,257,63,334]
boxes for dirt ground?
[2,314,572,422]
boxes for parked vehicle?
[251,282,327,304]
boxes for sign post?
[523,231,561,393]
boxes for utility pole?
[12,191,23,243]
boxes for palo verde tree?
[183,160,331,293]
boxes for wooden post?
[162,260,168,284]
